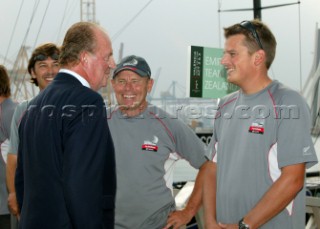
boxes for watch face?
[239,225,249,229]
[239,220,250,229]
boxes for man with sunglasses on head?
[6,42,60,227]
[203,19,318,229]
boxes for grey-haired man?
[108,55,210,229]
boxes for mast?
[80,0,96,23]
[253,0,262,19]
[11,45,35,101]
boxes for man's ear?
[147,78,154,93]
[31,68,37,79]
[80,52,88,65]
[254,50,265,66]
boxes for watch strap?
[239,218,250,229]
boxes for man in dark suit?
[15,22,116,229]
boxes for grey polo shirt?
[108,104,206,229]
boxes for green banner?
[189,46,203,97]
[189,46,238,98]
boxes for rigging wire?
[3,0,25,66]
[218,0,222,48]
[175,81,186,95]
[111,0,155,41]
[12,0,41,98]
[297,1,302,92]
[19,0,41,49]
[32,0,52,49]
[56,0,72,42]
[64,0,79,30]
[14,0,52,98]
[266,2,301,83]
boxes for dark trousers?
[0,214,11,229]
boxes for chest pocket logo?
[142,136,159,152]
[248,121,264,134]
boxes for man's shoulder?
[146,105,193,132]
[146,104,173,118]
[146,104,186,127]
[2,97,18,109]
[49,72,87,92]
[219,90,239,106]
[16,100,29,109]
[269,81,306,104]
[45,76,104,104]
[0,99,15,128]
[12,100,29,120]
[0,98,17,119]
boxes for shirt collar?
[59,69,90,88]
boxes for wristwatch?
[239,218,250,229]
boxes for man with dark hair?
[0,65,18,229]
[6,43,60,224]
[15,22,116,228]
[203,19,318,229]
[27,42,60,86]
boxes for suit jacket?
[15,73,116,229]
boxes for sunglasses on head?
[240,20,264,50]
[33,53,59,62]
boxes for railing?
[306,196,320,229]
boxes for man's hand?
[163,209,193,229]
[219,223,239,229]
[206,223,223,229]
[218,222,238,229]
[8,192,20,217]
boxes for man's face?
[111,70,153,113]
[85,30,115,91]
[31,56,60,90]
[220,34,256,87]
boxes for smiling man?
[15,22,116,229]
[28,44,61,90]
[109,55,210,229]
[203,19,318,229]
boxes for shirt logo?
[248,121,264,134]
[142,136,159,152]
[303,146,311,155]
